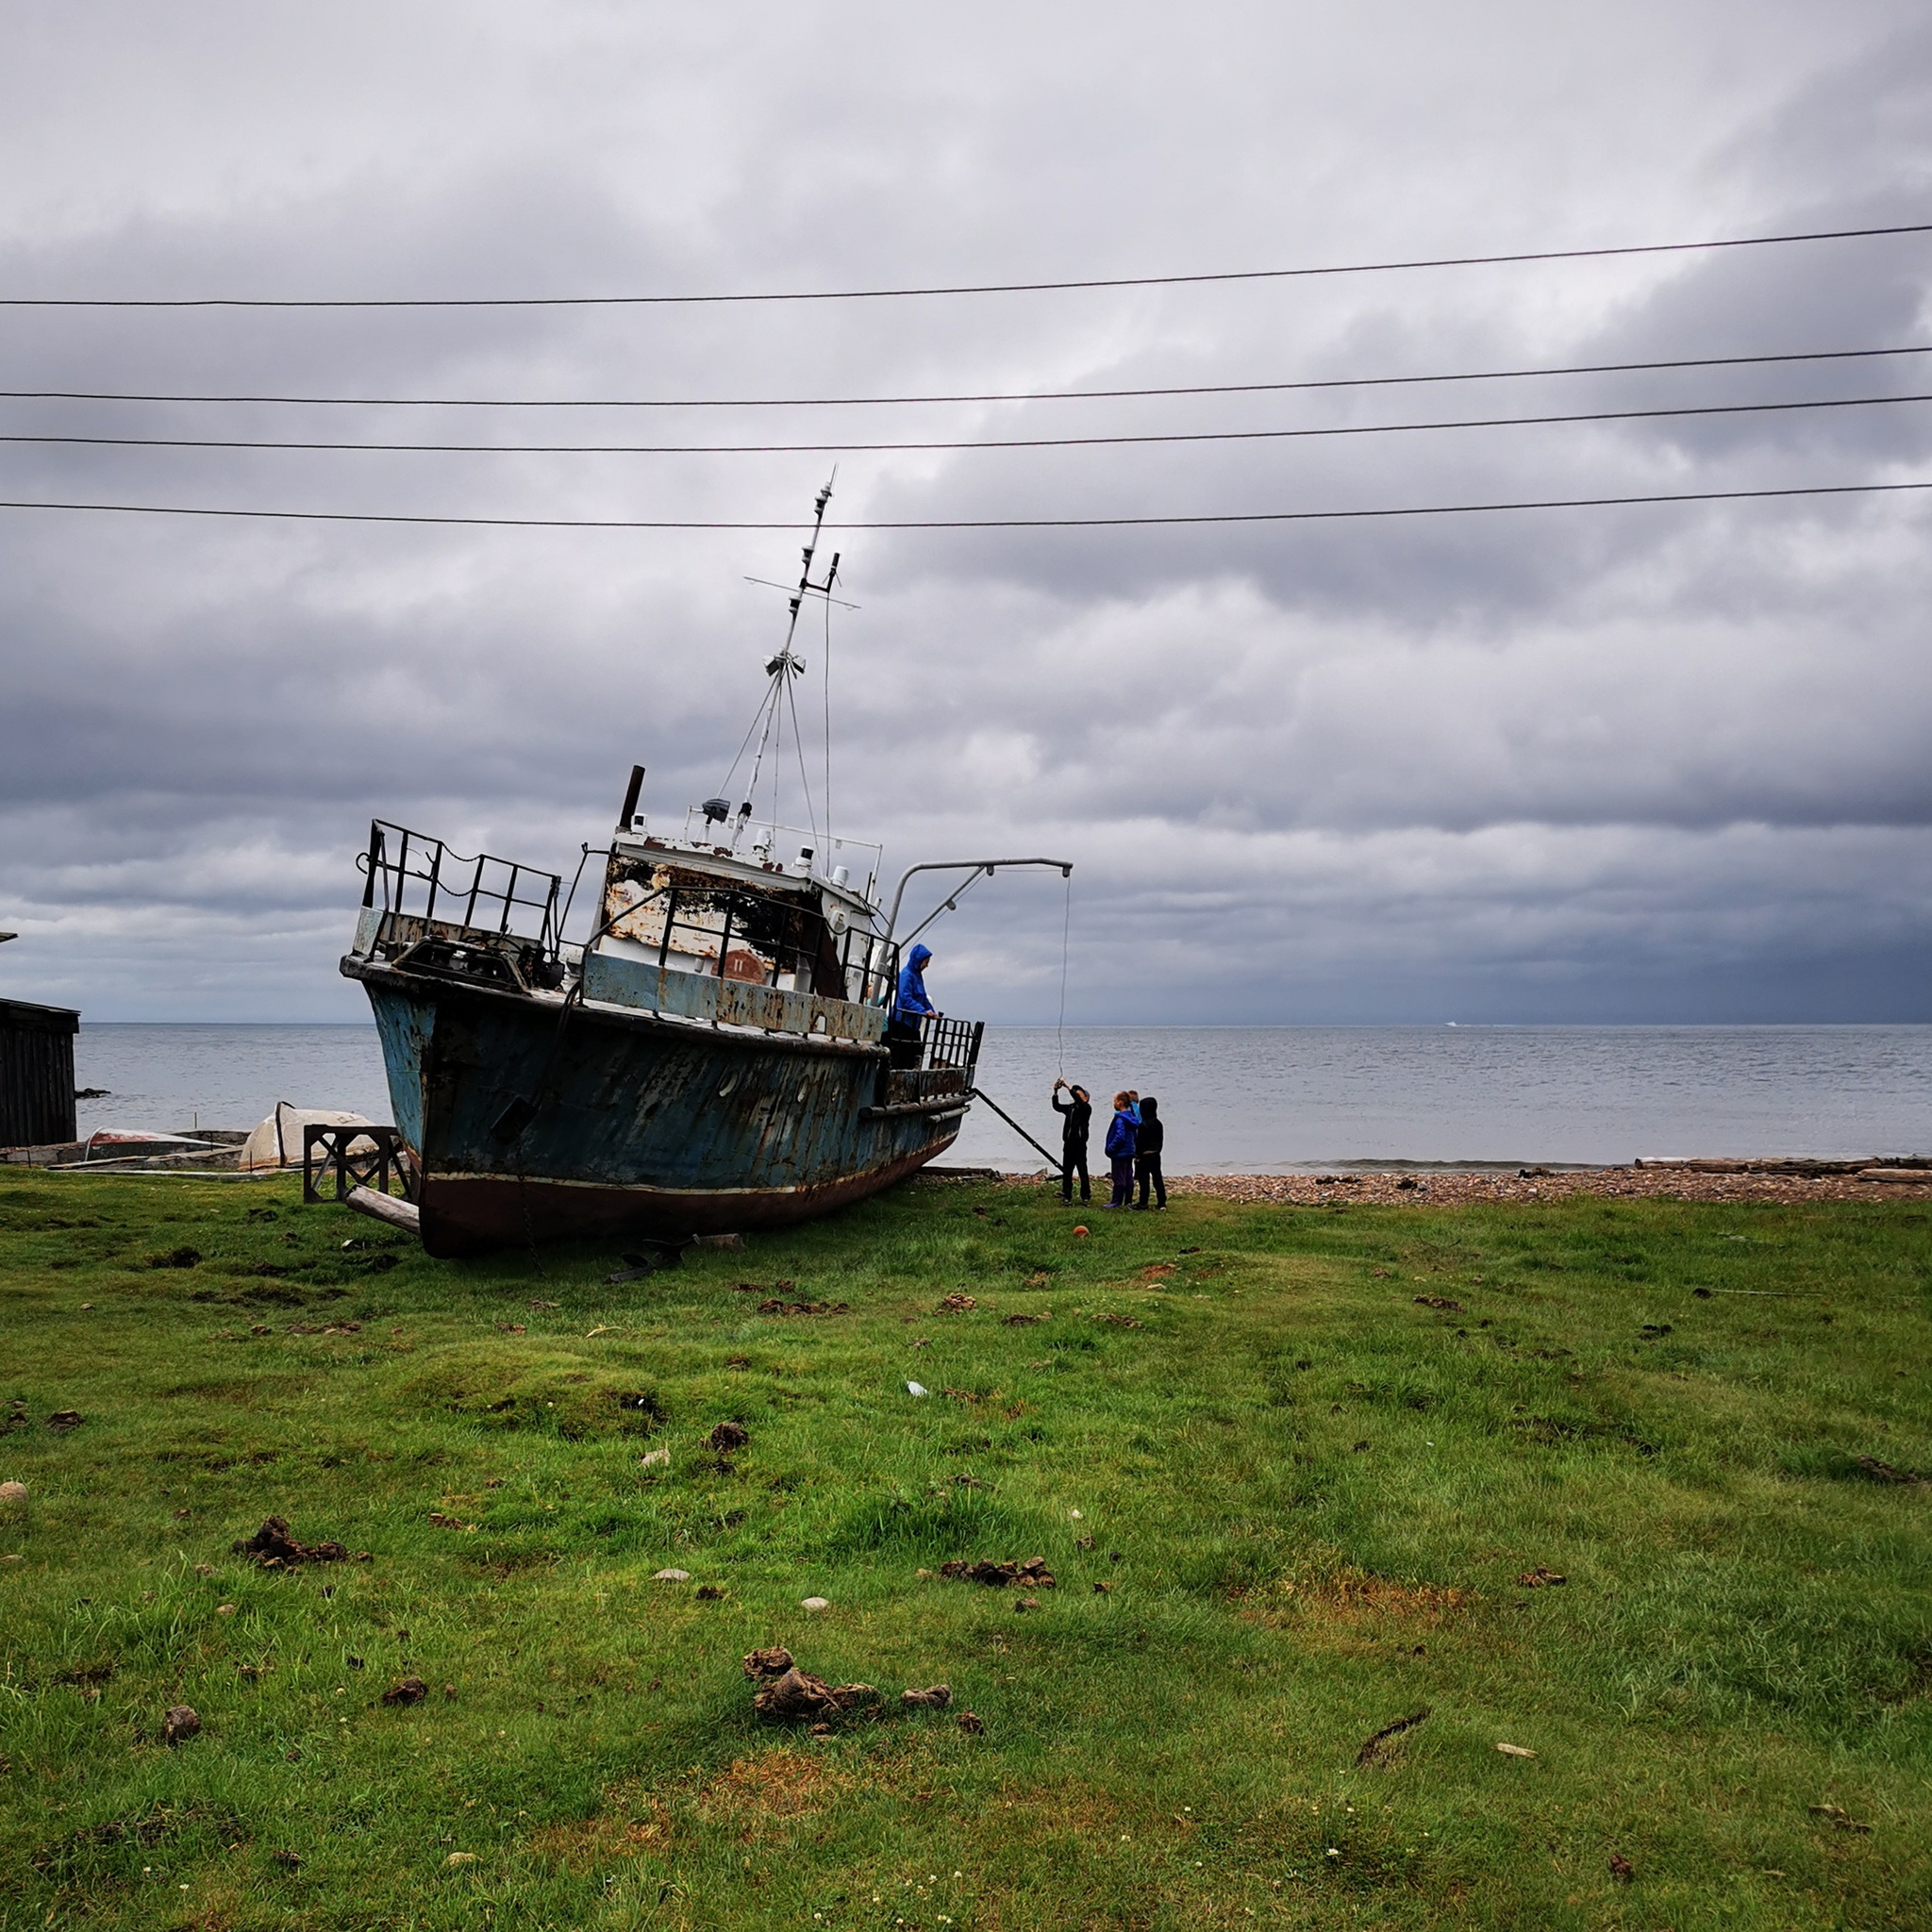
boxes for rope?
[1057,870,1072,1079]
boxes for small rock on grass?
[800,1595,829,1610]
[162,1705,200,1746]
[445,1852,477,1867]
[0,1481,26,1505]
[654,1568,691,1582]
[639,1448,671,1468]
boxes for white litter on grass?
[653,1568,691,1582]
[1069,1508,1083,1520]
[907,1382,929,1397]
[639,1449,671,1468]
[1495,1741,1537,1758]
[801,1596,829,1611]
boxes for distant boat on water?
[341,487,1068,1256]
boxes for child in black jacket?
[1133,1095,1166,1209]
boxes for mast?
[715,480,841,860]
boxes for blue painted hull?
[345,959,964,1256]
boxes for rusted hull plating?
[345,960,963,1257]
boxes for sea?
[68,1023,1932,1171]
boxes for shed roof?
[0,997,81,1033]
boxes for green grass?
[1,1170,1928,1930]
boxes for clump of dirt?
[161,1705,200,1746]
[742,1647,794,1680]
[1854,1455,1923,1485]
[146,1247,202,1270]
[381,1677,427,1706]
[230,1516,350,1569]
[45,1410,84,1432]
[939,1557,1056,1589]
[1517,1565,1567,1588]
[1356,1708,1429,1768]
[756,1298,849,1316]
[936,1292,977,1312]
[1003,1312,1049,1326]
[748,1661,878,1723]
[957,1710,985,1734]
[1096,1312,1142,1328]
[1413,1295,1463,1312]
[708,1421,750,1453]
[901,1685,952,1708]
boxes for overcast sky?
[2,0,1930,1024]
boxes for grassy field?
[1,1168,1928,1931]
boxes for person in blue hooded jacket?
[887,942,937,1068]
[1103,1090,1139,1208]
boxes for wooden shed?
[0,997,80,1149]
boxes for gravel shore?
[991,1166,1932,1207]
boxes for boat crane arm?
[883,858,1073,944]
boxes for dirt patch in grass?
[1235,1563,1473,1634]
[538,1753,863,1868]
[529,1785,673,1870]
[696,1750,857,1827]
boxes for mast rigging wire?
[5,219,1927,307]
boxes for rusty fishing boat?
[341,489,1069,1256]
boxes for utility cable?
[4,219,1927,307]
[5,341,1929,410]
[1,478,1928,530]
[7,386,1928,456]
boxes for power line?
[4,387,1925,458]
[6,342,1926,411]
[4,220,1928,308]
[0,479,1925,531]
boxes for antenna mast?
[715,478,841,856]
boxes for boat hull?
[343,959,965,1257]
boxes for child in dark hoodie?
[1133,1095,1166,1209]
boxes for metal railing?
[360,821,562,956]
[919,1014,984,1074]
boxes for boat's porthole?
[717,1073,740,1098]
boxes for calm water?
[70,1023,1932,1170]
